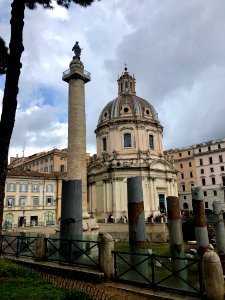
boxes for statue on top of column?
[72,41,82,59]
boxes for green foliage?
[24,0,96,10]
[0,259,90,300]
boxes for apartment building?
[10,148,90,174]
[194,140,225,210]
[164,147,197,210]
[10,148,68,173]
[3,168,64,228]
[165,138,225,211]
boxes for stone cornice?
[95,118,162,134]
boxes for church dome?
[97,67,159,126]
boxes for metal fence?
[113,250,204,296]
[46,236,100,270]
[0,234,37,258]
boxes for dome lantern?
[117,66,136,96]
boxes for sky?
[1,0,225,158]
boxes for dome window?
[146,109,150,115]
[102,137,107,152]
[125,81,128,93]
[124,107,129,113]
[149,134,154,149]
[124,133,132,148]
[104,112,108,118]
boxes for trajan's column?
[62,42,91,219]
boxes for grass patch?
[115,241,171,255]
[0,258,90,300]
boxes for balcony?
[62,66,91,83]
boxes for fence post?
[203,250,224,300]
[213,200,225,274]
[35,233,47,261]
[98,233,114,280]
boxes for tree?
[0,0,96,234]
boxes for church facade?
[87,68,178,220]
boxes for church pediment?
[149,158,176,172]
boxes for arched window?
[124,133,132,148]
[5,213,13,227]
[45,211,53,225]
[149,134,154,149]
[102,137,107,152]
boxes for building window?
[181,184,185,191]
[32,184,39,192]
[46,184,53,192]
[219,155,223,163]
[7,183,16,192]
[204,191,207,197]
[19,197,26,207]
[50,156,54,161]
[44,167,48,172]
[180,163,183,168]
[209,157,213,164]
[7,198,14,207]
[20,184,28,192]
[60,165,65,172]
[189,162,192,167]
[218,144,221,149]
[179,152,182,157]
[205,202,209,209]
[200,169,204,174]
[199,148,201,153]
[60,156,66,160]
[45,211,53,225]
[210,168,214,173]
[45,158,48,162]
[149,135,154,149]
[188,150,191,155]
[181,173,184,179]
[212,177,216,185]
[200,159,203,166]
[33,197,39,206]
[191,183,194,187]
[221,166,224,171]
[183,203,188,209]
[184,196,186,200]
[190,172,193,178]
[124,133,132,148]
[102,137,107,152]
[202,178,206,186]
[46,197,53,206]
[214,190,217,196]
[208,146,211,151]
[222,176,225,187]
[50,165,53,172]
[5,213,13,227]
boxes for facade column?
[149,178,155,211]
[152,178,158,211]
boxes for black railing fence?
[113,250,204,296]
[0,234,100,270]
[0,234,37,258]
[46,236,100,269]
